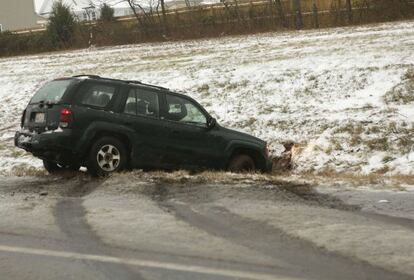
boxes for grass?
[10,164,46,177]
[382,155,395,163]
[335,123,364,147]
[280,105,289,114]
[108,169,414,193]
[404,69,414,80]
[333,120,413,154]
[10,150,25,158]
[113,169,292,186]
[331,138,344,151]
[197,84,210,93]
[335,123,361,134]
[397,136,414,154]
[375,166,390,175]
[383,69,414,105]
[240,117,257,128]
[298,171,414,189]
[3,161,413,192]
[350,133,363,147]
[366,125,381,134]
[366,137,389,151]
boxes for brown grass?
[10,165,47,177]
[299,171,414,189]
[384,69,414,105]
[2,1,414,58]
[113,169,294,186]
[366,137,389,151]
[111,168,414,191]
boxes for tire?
[87,137,127,177]
[228,154,255,173]
[43,160,61,174]
[43,160,80,174]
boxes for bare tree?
[124,0,154,30]
[235,0,245,25]
[220,0,233,23]
[220,0,242,24]
[159,0,168,35]
[122,0,168,35]
[184,0,192,8]
[147,0,160,25]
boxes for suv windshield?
[30,79,72,104]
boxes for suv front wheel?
[87,137,127,176]
[228,154,255,173]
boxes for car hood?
[218,125,266,146]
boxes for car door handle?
[123,122,132,126]
[171,130,179,134]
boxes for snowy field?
[1,20,414,176]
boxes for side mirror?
[207,117,217,129]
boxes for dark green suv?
[15,75,272,176]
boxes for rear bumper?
[14,129,78,162]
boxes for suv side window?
[164,94,207,127]
[79,82,116,108]
[124,88,159,118]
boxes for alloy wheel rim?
[97,144,120,172]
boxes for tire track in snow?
[149,184,413,280]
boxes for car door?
[160,93,222,169]
[121,87,167,168]
[72,80,123,143]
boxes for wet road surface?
[0,173,413,280]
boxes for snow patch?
[1,21,414,175]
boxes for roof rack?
[126,80,168,91]
[125,80,143,85]
[73,74,101,79]
[72,75,169,91]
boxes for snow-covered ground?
[1,20,414,175]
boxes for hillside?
[0,20,413,175]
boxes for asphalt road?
[0,173,413,280]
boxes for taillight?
[21,109,26,128]
[265,143,269,158]
[60,108,73,128]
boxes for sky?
[34,0,129,14]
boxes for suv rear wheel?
[87,137,127,176]
[43,160,80,174]
[228,154,255,173]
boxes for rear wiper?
[34,100,45,107]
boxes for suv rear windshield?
[30,79,72,104]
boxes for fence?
[90,0,414,41]
[1,0,414,57]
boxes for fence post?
[269,0,275,26]
[400,0,409,17]
[346,0,352,23]
[313,1,319,28]
[274,0,288,27]
[293,0,303,29]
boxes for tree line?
[0,0,412,57]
